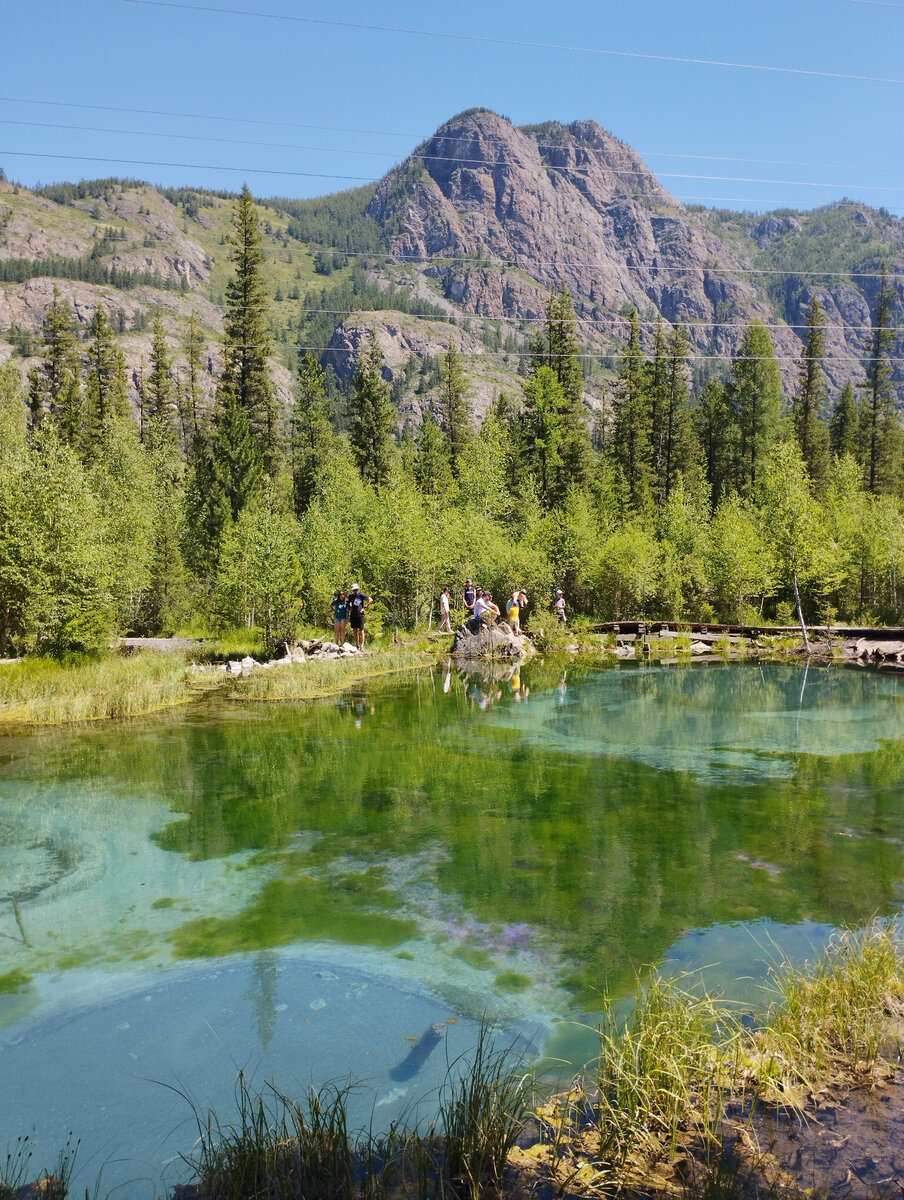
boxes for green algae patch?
[0,969,32,994]
[170,875,417,958]
[495,971,532,993]
[453,945,494,970]
[151,896,177,909]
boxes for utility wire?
[123,0,904,86]
[6,94,904,177]
[7,118,904,197]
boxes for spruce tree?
[28,288,83,440]
[146,317,175,436]
[695,378,731,508]
[830,381,860,461]
[726,321,783,496]
[85,305,129,453]
[351,330,396,487]
[611,308,653,510]
[292,353,333,516]
[437,342,471,476]
[663,324,695,502]
[858,265,900,494]
[214,391,262,521]
[218,185,281,476]
[547,285,593,491]
[183,312,207,439]
[517,365,565,507]
[414,411,452,497]
[792,299,831,490]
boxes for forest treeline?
[1,185,903,657]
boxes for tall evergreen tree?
[214,391,262,521]
[662,324,695,502]
[611,308,653,510]
[792,298,831,489]
[292,353,333,516]
[547,285,593,490]
[351,330,396,487]
[726,321,783,497]
[28,287,82,436]
[517,365,566,508]
[437,342,471,476]
[858,265,901,495]
[182,312,207,440]
[85,305,129,453]
[414,411,452,497]
[218,185,281,475]
[695,377,732,508]
[145,316,175,436]
[830,380,861,461]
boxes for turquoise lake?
[1,659,903,1195]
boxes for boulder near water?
[451,617,532,660]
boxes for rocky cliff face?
[365,109,904,395]
[2,108,903,417]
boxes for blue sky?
[4,0,904,214]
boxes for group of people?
[436,581,566,634]
[330,580,567,645]
[329,584,372,648]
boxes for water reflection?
[1,662,904,1188]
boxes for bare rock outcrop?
[452,617,532,660]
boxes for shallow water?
[1,659,904,1194]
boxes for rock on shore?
[451,618,532,660]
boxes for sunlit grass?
[0,653,199,726]
[229,648,428,702]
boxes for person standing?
[330,589,350,644]
[506,589,521,634]
[554,589,567,624]
[463,579,477,616]
[437,585,453,633]
[348,584,372,649]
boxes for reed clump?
[0,653,197,726]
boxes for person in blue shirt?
[331,589,350,644]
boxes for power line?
[123,0,904,86]
[8,118,904,197]
[7,94,904,179]
[0,148,372,183]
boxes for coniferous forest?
[2,182,904,660]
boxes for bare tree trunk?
[790,546,810,654]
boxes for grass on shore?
[228,648,429,702]
[6,922,904,1198]
[0,653,199,726]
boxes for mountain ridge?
[1,107,903,423]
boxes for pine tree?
[28,288,83,439]
[695,378,732,508]
[726,321,783,496]
[146,316,175,437]
[437,342,471,476]
[517,365,565,507]
[351,330,396,487]
[214,391,262,521]
[830,381,861,461]
[792,298,831,490]
[858,265,900,494]
[292,353,333,516]
[547,285,593,491]
[611,308,653,510]
[85,306,129,453]
[218,185,281,476]
[414,411,452,497]
[183,312,207,440]
[662,324,695,502]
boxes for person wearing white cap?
[554,589,567,624]
[348,583,372,649]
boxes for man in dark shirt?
[463,579,477,615]
[348,584,372,649]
